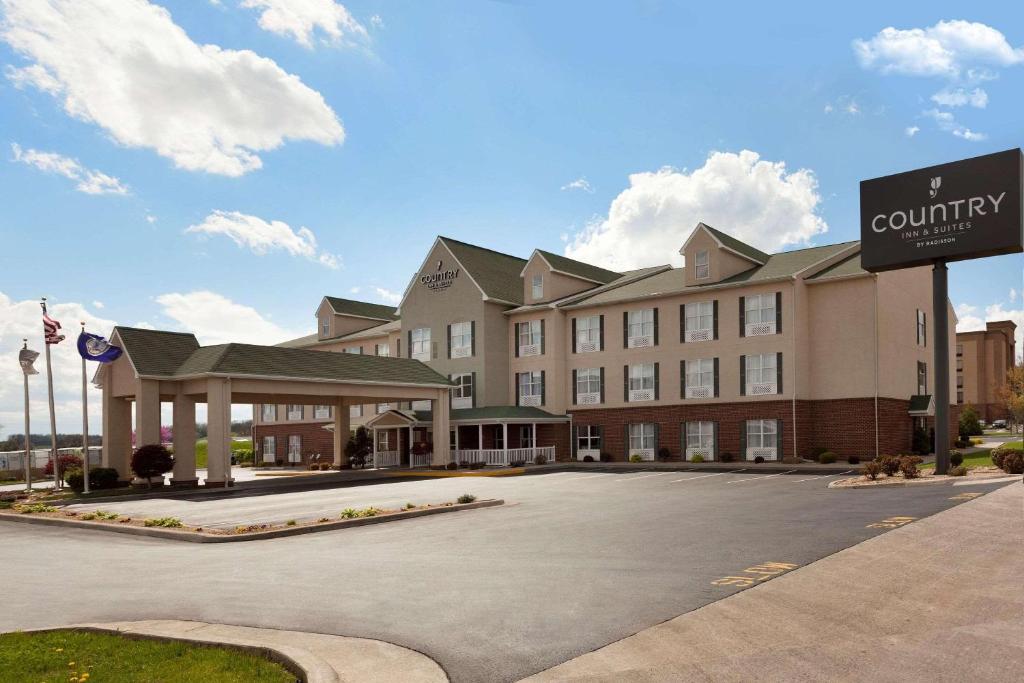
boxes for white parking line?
[725,469,797,483]
[612,473,664,482]
[671,469,745,483]
[790,470,853,483]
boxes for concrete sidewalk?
[524,482,1024,682]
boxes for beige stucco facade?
[957,320,1017,420]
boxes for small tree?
[995,363,1024,430]
[345,426,372,468]
[958,404,983,438]
[44,453,83,484]
[130,444,174,488]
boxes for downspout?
[874,276,880,458]
[791,279,798,462]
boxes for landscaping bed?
[832,447,1022,488]
[0,628,295,682]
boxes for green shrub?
[991,448,1010,470]
[948,466,968,477]
[810,446,828,460]
[457,494,477,504]
[469,461,485,469]
[285,519,297,526]
[690,453,705,463]
[130,444,174,487]
[509,460,526,467]
[533,453,548,465]
[0,501,12,510]
[308,463,319,470]
[65,467,122,493]
[847,455,860,465]
[340,508,359,519]
[359,507,381,518]
[143,517,183,528]
[899,455,923,479]
[958,404,983,438]
[818,451,837,464]
[404,502,416,510]
[1000,451,1023,474]
[878,455,901,477]
[657,447,671,461]
[949,450,964,467]
[445,462,458,470]
[16,503,57,514]
[628,453,643,463]
[861,461,882,480]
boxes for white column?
[171,394,198,486]
[532,422,537,456]
[205,378,233,487]
[372,427,378,468]
[502,423,508,462]
[333,398,349,467]
[134,379,162,485]
[408,425,414,467]
[431,390,450,467]
[102,386,132,482]
[477,424,483,453]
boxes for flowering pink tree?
[131,426,173,446]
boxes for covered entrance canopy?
[95,327,453,486]
[365,406,569,468]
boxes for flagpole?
[81,322,91,494]
[22,340,32,493]
[41,298,60,490]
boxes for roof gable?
[322,296,398,321]
[438,236,528,305]
[522,249,620,285]
[113,327,200,376]
[681,222,770,265]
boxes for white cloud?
[1,0,344,177]
[564,150,827,271]
[931,87,988,108]
[92,301,104,309]
[905,125,920,137]
[132,321,156,330]
[185,210,340,269]
[10,143,129,195]
[853,20,1024,78]
[373,287,401,305]
[240,0,368,48]
[145,214,157,224]
[1010,288,1018,303]
[369,14,384,29]
[0,293,114,438]
[349,286,361,294]
[154,291,301,346]
[561,177,594,193]
[922,109,986,142]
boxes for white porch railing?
[412,451,433,467]
[453,445,555,466]
[373,450,400,468]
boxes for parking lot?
[1,471,1015,682]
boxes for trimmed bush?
[308,463,319,470]
[629,453,643,463]
[319,463,331,471]
[878,455,901,477]
[130,444,174,487]
[899,455,924,479]
[861,460,882,480]
[810,446,828,460]
[457,494,476,504]
[818,451,837,464]
[534,453,548,465]
[754,456,765,464]
[1000,451,1023,474]
[469,461,485,469]
[948,465,968,477]
[657,447,671,462]
[690,453,705,464]
[847,455,861,465]
[990,448,1014,470]
[44,453,84,483]
[582,455,595,462]
[459,460,471,468]
[143,517,183,528]
[509,460,526,467]
[719,452,734,463]
[949,450,964,467]
[445,462,458,471]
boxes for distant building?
[956,321,1018,421]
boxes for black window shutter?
[740,421,747,459]
[407,330,412,358]
[448,374,453,409]
[653,307,659,345]
[540,319,546,355]
[599,366,605,403]
[540,370,546,406]
[775,292,782,333]
[599,315,605,350]
[654,362,660,400]
[446,324,452,359]
[624,424,630,459]
[680,359,687,398]
[396,338,401,357]
[514,323,520,357]
[571,318,577,353]
[623,364,629,402]
[471,320,476,356]
[679,304,686,343]
[654,423,660,452]
[515,373,521,406]
[622,311,628,348]
[777,352,783,394]
[713,300,719,340]
[923,312,927,347]
[713,357,720,397]
[713,422,719,460]
[777,419,784,458]
[739,355,746,395]
[572,369,578,405]
[739,296,746,337]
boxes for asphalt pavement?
[0,470,1015,682]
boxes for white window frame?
[745,353,777,395]
[411,399,431,411]
[917,309,927,346]
[261,404,277,422]
[450,321,473,359]
[321,318,330,336]
[686,421,714,461]
[745,294,777,336]
[684,301,714,343]
[411,327,431,361]
[313,404,332,420]
[917,361,927,395]
[694,249,710,280]
[518,370,543,407]
[577,425,601,460]
[377,402,391,414]
[375,343,390,357]
[377,431,390,450]
[350,404,363,418]
[520,425,535,448]
[575,315,601,353]
[532,274,544,300]
[288,434,301,463]
[575,367,601,405]
[451,373,473,410]
[286,404,303,421]
[628,363,655,402]
[685,358,715,399]
[518,320,542,357]
[746,419,778,460]
[344,345,362,355]
[627,308,655,348]
[262,435,276,463]
[628,423,656,461]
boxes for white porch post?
[431,390,450,467]
[372,426,378,468]
[408,425,414,467]
[205,378,233,487]
[171,394,198,486]
[532,422,537,456]
[502,423,508,464]
[477,424,483,452]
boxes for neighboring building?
[253,223,958,465]
[956,321,1018,421]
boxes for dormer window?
[694,250,709,280]
[532,274,544,300]
[321,318,330,336]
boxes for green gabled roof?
[114,327,199,376]
[805,252,869,281]
[536,250,620,284]
[401,406,568,423]
[323,296,398,321]
[701,223,770,264]
[440,236,527,304]
[718,242,858,284]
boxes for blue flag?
[77,332,123,363]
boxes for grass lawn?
[919,441,1023,470]
[0,629,294,682]
[1001,441,1023,450]
[195,438,252,469]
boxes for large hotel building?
[253,223,960,466]
[956,321,1018,421]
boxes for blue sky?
[0,0,1021,436]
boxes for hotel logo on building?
[860,148,1023,272]
[420,259,460,291]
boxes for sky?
[0,0,1022,438]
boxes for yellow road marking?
[711,561,799,587]
[950,492,984,501]
[866,516,916,529]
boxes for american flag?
[43,313,65,345]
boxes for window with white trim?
[685,358,714,399]
[627,308,654,346]
[321,318,330,336]
[286,404,302,421]
[288,435,301,463]
[694,250,710,280]
[411,327,431,361]
[746,419,777,449]
[745,353,777,394]
[314,405,331,420]
[494,427,504,450]
[350,404,363,418]
[745,294,777,336]
[532,274,544,300]
[377,431,390,450]
[917,309,927,346]
[344,346,362,354]
[518,371,543,406]
[575,315,600,352]
[577,425,601,451]
[628,363,655,401]
[628,423,656,452]
[377,403,391,414]
[451,373,473,409]
[685,421,714,459]
[684,301,714,342]
[411,399,431,411]
[261,404,277,422]
[917,361,927,395]
[575,368,601,404]
[450,321,473,358]
[262,435,275,463]
[517,320,542,356]
[375,343,390,357]
[520,425,535,448]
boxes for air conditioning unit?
[451,346,471,359]
[745,321,776,337]
[520,394,541,407]
[629,389,655,402]
[748,447,778,461]
[577,340,598,353]
[519,343,540,357]
[685,329,712,343]
[686,385,711,399]
[748,382,777,396]
[627,335,653,349]
[577,392,600,405]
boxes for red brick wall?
[253,422,334,465]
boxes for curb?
[827,473,1012,489]
[389,468,526,477]
[0,498,504,543]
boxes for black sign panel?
[860,148,1023,272]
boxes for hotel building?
[956,321,1018,421]
[253,223,957,466]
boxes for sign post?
[860,149,1023,475]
